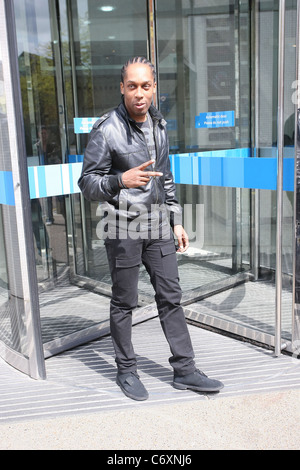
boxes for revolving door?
[0,0,300,379]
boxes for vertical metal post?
[275,0,285,356]
[65,0,89,274]
[1,0,46,377]
[250,0,260,280]
[232,0,242,273]
[148,0,158,107]
[292,1,300,354]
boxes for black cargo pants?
[105,232,196,376]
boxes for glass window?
[156,0,251,288]
[0,39,28,356]
[67,1,149,283]
[157,0,250,154]
[14,0,67,284]
[258,0,296,277]
[257,0,296,342]
[14,0,62,165]
[156,0,296,343]
[67,0,149,153]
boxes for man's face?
[120,63,156,122]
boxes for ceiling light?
[99,6,115,12]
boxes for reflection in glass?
[156,0,251,288]
[155,0,295,342]
[256,0,296,341]
[258,1,296,277]
[0,42,28,356]
[13,0,150,347]
[14,0,67,285]
[0,208,10,348]
[67,0,149,289]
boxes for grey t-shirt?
[136,113,156,161]
[133,114,170,235]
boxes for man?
[78,57,223,401]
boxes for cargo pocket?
[160,242,179,279]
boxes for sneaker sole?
[116,378,149,401]
[173,381,224,393]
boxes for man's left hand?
[173,225,189,253]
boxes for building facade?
[0,0,300,379]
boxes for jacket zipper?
[136,120,160,205]
[152,121,159,204]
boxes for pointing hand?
[121,160,163,188]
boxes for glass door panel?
[156,0,251,289]
[156,0,296,349]
[14,0,68,289]
[14,0,151,355]
[66,0,150,295]
[14,0,93,349]
[0,1,45,378]
[256,0,296,345]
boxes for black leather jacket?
[78,101,182,226]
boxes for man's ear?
[120,82,124,95]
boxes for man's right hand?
[121,159,163,188]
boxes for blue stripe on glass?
[27,167,36,199]
[0,153,290,208]
[44,165,62,197]
[0,171,15,205]
[37,166,46,197]
[170,150,294,191]
[69,163,74,194]
[8,148,293,205]
[70,162,83,193]
[67,154,84,163]
[283,158,294,191]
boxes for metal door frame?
[292,0,300,359]
[0,0,45,379]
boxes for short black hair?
[121,57,156,83]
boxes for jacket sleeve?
[77,125,120,202]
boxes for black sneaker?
[116,371,149,401]
[173,369,224,393]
